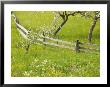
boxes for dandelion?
[36,65,40,68]
[41,59,48,65]
[23,71,30,76]
[34,59,38,62]
[29,70,33,73]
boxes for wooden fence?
[12,13,100,53]
[38,34,100,52]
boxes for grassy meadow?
[11,11,100,77]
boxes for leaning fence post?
[75,40,80,52]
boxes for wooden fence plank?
[12,13,99,52]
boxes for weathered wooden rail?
[12,13,100,53]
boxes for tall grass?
[11,11,100,77]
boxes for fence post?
[75,40,80,52]
[25,44,30,54]
[43,31,46,46]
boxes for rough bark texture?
[54,18,68,36]
[88,16,97,43]
[75,40,80,52]
[54,11,77,36]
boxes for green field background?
[11,11,100,77]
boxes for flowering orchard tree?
[53,11,79,36]
[53,11,100,43]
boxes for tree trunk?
[88,17,97,43]
[54,18,68,36]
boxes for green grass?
[11,11,100,77]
